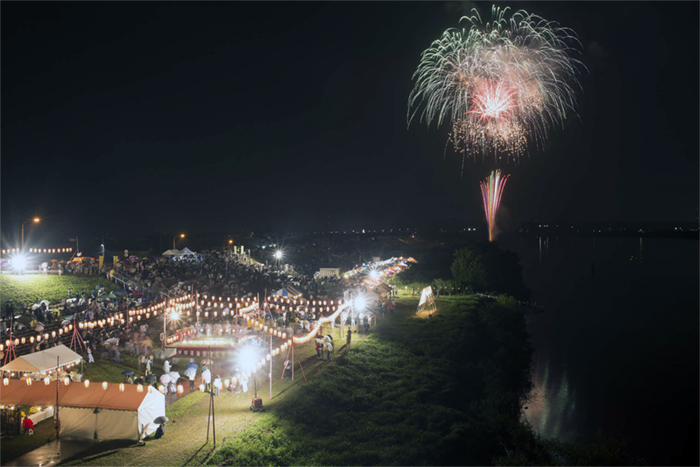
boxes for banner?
[99,256,104,269]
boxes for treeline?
[393,242,530,301]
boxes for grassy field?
[0,275,118,306]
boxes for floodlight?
[10,254,27,271]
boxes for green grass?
[0,417,58,465]
[0,275,118,306]
[204,294,535,466]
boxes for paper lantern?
[177,384,184,394]
[3,378,9,386]
[137,384,144,392]
[26,378,32,386]
[84,380,90,388]
[64,377,70,386]
[45,377,50,385]
[102,381,108,390]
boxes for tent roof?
[284,285,302,297]
[1,345,83,373]
[0,379,164,411]
[180,247,196,255]
[162,249,182,257]
[376,283,391,293]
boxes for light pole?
[21,218,40,251]
[173,233,185,250]
[163,308,180,351]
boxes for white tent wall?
[60,407,96,440]
[137,390,166,438]
[96,409,139,441]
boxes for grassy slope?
[0,275,118,306]
[206,294,534,466]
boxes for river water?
[504,236,698,466]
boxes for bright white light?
[171,312,180,321]
[354,295,367,311]
[10,254,27,271]
[238,345,260,372]
[369,270,379,280]
[274,250,283,260]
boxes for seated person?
[154,422,165,439]
[23,417,34,435]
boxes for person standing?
[315,338,323,358]
[145,356,152,376]
[214,375,221,396]
[345,329,352,353]
[324,340,333,362]
[163,360,171,375]
[188,372,195,391]
[138,354,145,373]
[241,373,249,393]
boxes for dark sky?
[2,1,698,241]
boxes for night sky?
[2,2,698,240]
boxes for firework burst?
[408,5,584,164]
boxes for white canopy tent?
[180,247,197,256]
[1,345,82,374]
[162,249,183,257]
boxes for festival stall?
[0,345,82,376]
[0,379,165,441]
[273,285,303,298]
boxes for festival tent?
[0,379,165,441]
[1,345,82,374]
[375,283,391,296]
[274,285,303,298]
[180,247,197,256]
[162,249,182,257]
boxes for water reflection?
[524,354,577,441]
[506,235,699,465]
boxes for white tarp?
[162,249,182,257]
[1,345,82,373]
[180,247,197,256]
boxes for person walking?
[163,360,171,375]
[345,329,352,353]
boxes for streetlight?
[173,233,185,250]
[163,309,180,351]
[21,218,40,251]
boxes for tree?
[451,247,487,292]
[451,243,530,300]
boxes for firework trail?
[480,170,510,242]
[408,5,584,164]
